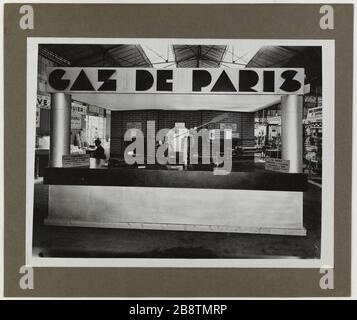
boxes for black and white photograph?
[26,38,334,267]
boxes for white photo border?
[26,37,335,268]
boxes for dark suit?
[93,145,106,159]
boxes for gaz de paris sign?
[46,67,305,95]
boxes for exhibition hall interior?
[33,43,322,259]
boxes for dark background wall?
[110,110,255,158]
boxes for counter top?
[43,167,308,192]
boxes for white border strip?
[320,40,335,270]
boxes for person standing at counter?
[93,138,106,159]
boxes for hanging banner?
[46,67,305,95]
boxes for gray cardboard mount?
[3,3,353,297]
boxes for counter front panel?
[43,168,307,235]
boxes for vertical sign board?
[265,158,290,173]
[71,114,82,129]
[71,101,87,130]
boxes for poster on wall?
[71,114,82,129]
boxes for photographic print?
[26,38,334,267]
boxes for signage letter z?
[98,69,117,91]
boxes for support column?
[50,93,71,167]
[281,95,303,173]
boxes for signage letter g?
[48,69,70,91]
